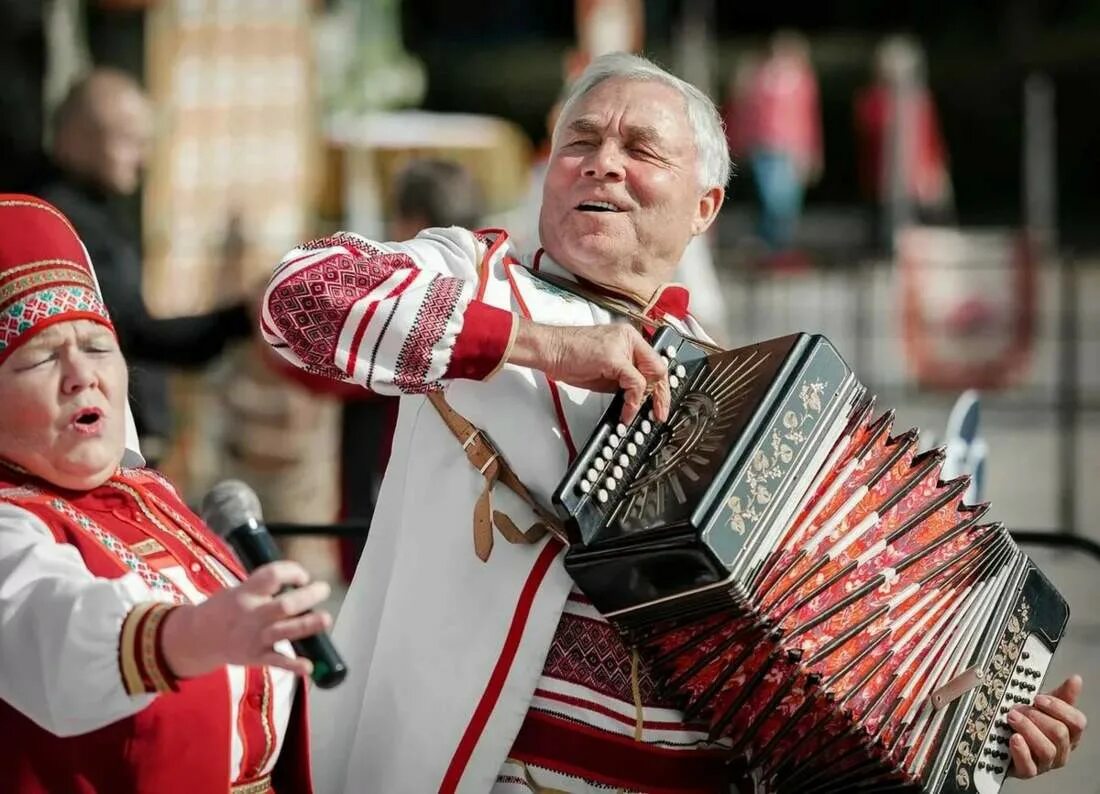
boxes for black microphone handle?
[225,521,348,689]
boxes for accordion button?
[633,431,645,444]
[619,454,630,467]
[602,446,613,459]
[640,420,652,433]
[594,458,606,471]
[669,375,680,389]
[675,364,686,378]
[613,465,624,479]
[665,345,677,358]
[597,489,609,504]
[586,469,599,483]
[578,480,592,494]
[616,423,627,435]
[627,442,638,455]
[609,433,620,445]
[606,477,617,490]
[646,408,654,421]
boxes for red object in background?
[899,227,1037,391]
[855,85,950,208]
[728,51,823,180]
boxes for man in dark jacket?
[33,68,252,465]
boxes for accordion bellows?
[553,329,1068,794]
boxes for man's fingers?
[1016,705,1075,767]
[1008,710,1059,771]
[629,331,670,421]
[1034,692,1088,747]
[1048,675,1084,708]
[618,364,647,423]
[1009,733,1039,778]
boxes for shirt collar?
[529,248,692,323]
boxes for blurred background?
[1,1,1097,790]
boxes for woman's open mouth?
[69,408,104,435]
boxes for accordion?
[552,327,1069,794]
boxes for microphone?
[201,480,348,689]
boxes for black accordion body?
[552,327,1069,794]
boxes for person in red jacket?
[0,195,330,793]
[855,36,954,250]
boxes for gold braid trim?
[230,775,273,794]
[118,602,180,695]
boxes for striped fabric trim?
[119,602,181,695]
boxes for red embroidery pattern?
[297,232,382,257]
[392,276,463,393]
[541,611,673,708]
[266,249,417,379]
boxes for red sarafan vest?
[0,466,313,794]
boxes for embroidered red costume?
[0,195,312,794]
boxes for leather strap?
[525,268,722,353]
[427,391,567,562]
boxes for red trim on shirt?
[346,269,419,380]
[503,262,578,460]
[508,710,728,794]
[473,228,510,301]
[440,540,563,792]
[645,284,691,322]
[531,688,694,731]
[443,300,516,380]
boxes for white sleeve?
[261,226,517,395]
[0,502,160,737]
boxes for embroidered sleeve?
[261,227,517,395]
[0,502,160,736]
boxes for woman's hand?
[160,561,332,679]
[1008,675,1087,779]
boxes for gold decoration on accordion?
[954,603,1030,789]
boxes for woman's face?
[0,319,128,490]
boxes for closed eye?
[15,353,58,372]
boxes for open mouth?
[576,201,625,213]
[70,408,104,434]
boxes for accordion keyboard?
[973,633,1052,793]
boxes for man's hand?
[160,561,332,679]
[1008,675,1087,779]
[508,320,670,423]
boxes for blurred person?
[855,35,953,251]
[32,68,253,465]
[261,52,1086,793]
[0,195,327,793]
[727,31,822,257]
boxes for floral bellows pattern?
[634,409,1031,792]
[0,195,114,361]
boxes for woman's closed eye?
[13,351,59,371]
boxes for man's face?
[93,87,153,196]
[538,77,721,293]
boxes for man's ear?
[691,186,725,236]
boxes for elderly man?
[263,54,1085,793]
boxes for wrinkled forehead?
[557,77,693,146]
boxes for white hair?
[552,52,731,191]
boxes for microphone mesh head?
[201,480,263,538]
